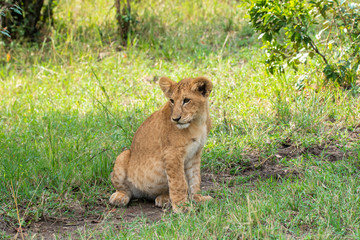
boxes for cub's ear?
[191,77,213,97]
[159,77,176,98]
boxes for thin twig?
[255,155,273,168]
[87,148,109,162]
[296,16,329,65]
[309,39,328,65]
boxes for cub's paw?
[172,201,191,214]
[193,194,213,203]
[155,194,171,208]
[109,191,130,206]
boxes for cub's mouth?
[176,122,190,129]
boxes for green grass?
[73,157,360,239]
[1,0,360,239]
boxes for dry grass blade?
[10,181,24,240]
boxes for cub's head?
[159,76,213,129]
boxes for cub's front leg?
[163,149,189,213]
[186,151,213,203]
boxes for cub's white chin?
[176,123,190,129]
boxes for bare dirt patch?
[223,138,353,183]
[277,141,349,162]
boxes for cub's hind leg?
[110,150,132,206]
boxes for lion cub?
[109,76,213,212]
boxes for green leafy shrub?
[1,0,55,41]
[0,2,21,38]
[249,0,360,87]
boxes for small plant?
[249,0,360,87]
[115,0,137,44]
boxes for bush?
[1,2,21,38]
[1,0,55,41]
[249,0,360,87]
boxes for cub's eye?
[170,99,174,104]
[183,98,190,104]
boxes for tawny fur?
[110,76,213,212]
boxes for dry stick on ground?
[255,155,273,168]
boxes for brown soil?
[225,138,351,182]
[1,140,354,239]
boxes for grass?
[76,157,360,239]
[1,0,360,239]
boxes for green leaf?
[0,30,11,38]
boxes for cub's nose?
[172,116,181,122]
